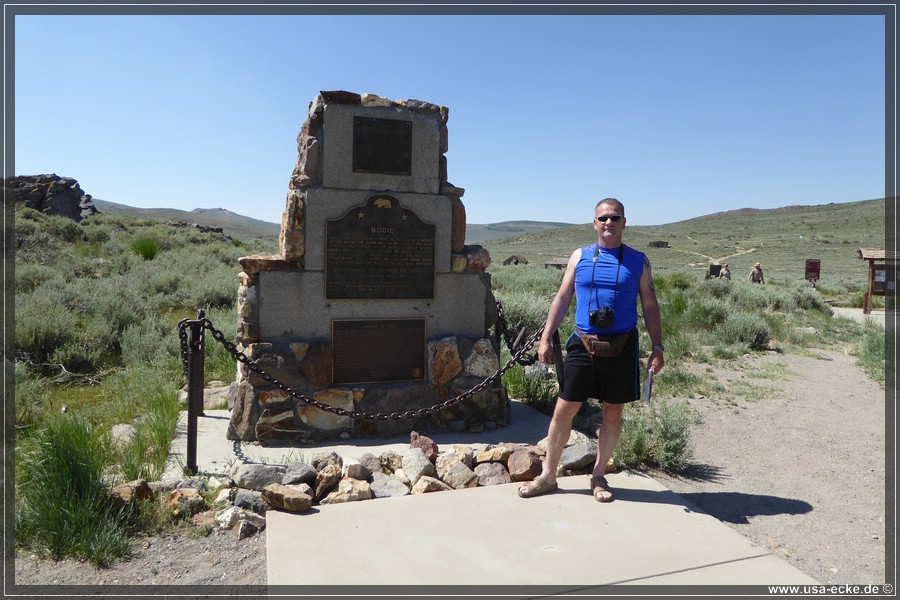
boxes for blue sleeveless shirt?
[573,243,645,335]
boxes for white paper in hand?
[642,369,653,408]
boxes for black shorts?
[559,328,641,404]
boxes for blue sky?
[12,10,887,227]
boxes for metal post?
[552,330,565,389]
[185,309,205,475]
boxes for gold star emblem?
[357,211,365,219]
[401,213,408,221]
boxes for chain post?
[185,309,205,475]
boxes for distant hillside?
[482,198,886,288]
[466,220,574,244]
[92,199,281,240]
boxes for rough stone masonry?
[228,91,506,444]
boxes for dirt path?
[653,348,887,585]
[14,345,888,588]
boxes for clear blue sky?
[13,11,887,227]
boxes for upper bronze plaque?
[352,116,412,176]
[326,194,435,299]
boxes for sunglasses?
[595,215,623,222]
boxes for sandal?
[590,474,614,503]
[517,477,558,498]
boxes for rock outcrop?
[4,174,99,221]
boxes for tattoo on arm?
[644,255,655,293]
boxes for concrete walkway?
[830,306,887,328]
[167,401,819,587]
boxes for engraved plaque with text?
[352,116,412,175]
[326,194,435,299]
[332,318,426,384]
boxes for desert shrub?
[648,399,698,472]
[50,340,110,374]
[121,316,180,368]
[201,305,241,382]
[503,363,558,415]
[661,288,688,318]
[790,285,830,312]
[494,288,554,336]
[853,322,885,384]
[47,215,83,243]
[489,263,563,297]
[613,400,698,473]
[684,296,730,330]
[719,311,771,350]
[16,415,132,566]
[655,270,695,292]
[705,277,735,300]
[15,263,59,294]
[15,290,78,365]
[614,406,651,467]
[79,218,112,244]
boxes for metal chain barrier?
[178,306,544,423]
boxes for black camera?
[589,306,615,329]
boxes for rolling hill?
[481,198,887,288]
[91,199,281,240]
[90,196,887,288]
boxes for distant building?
[648,241,671,248]
[544,258,569,270]
[503,255,529,266]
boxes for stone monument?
[228,91,505,443]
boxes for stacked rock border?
[112,429,611,541]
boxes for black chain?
[495,301,540,366]
[178,315,544,423]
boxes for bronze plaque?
[326,194,435,299]
[332,318,426,384]
[352,116,412,175]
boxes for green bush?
[121,316,180,368]
[502,364,558,414]
[684,296,730,330]
[131,236,160,260]
[15,290,78,365]
[655,270,695,292]
[16,415,133,566]
[854,322,885,384]
[48,215,83,243]
[720,311,771,350]
[648,400,699,472]
[613,400,698,473]
[15,263,59,294]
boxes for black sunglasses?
[595,215,622,222]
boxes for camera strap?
[588,244,624,318]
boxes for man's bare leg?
[518,396,582,494]
[591,401,624,501]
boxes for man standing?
[517,198,665,502]
[749,262,765,284]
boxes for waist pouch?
[576,328,632,357]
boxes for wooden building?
[857,248,897,314]
[503,255,529,266]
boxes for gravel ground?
[13,342,889,590]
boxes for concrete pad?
[165,400,818,586]
[265,473,816,586]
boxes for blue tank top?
[574,243,645,335]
